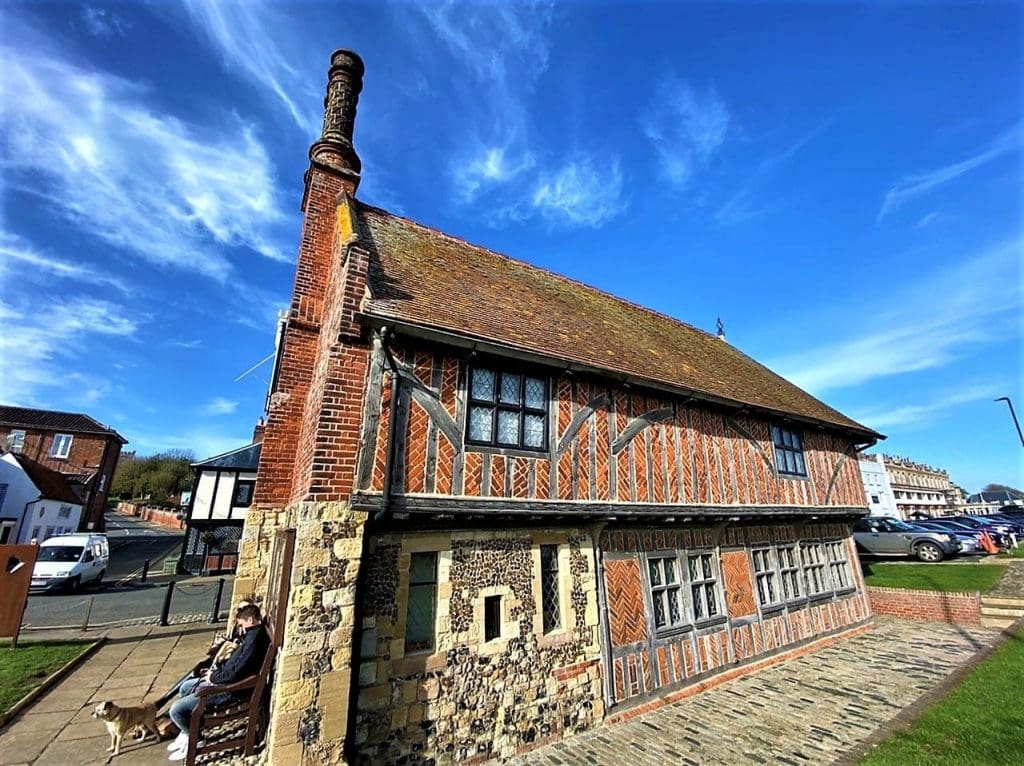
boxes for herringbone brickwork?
[605,559,647,647]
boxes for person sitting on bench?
[166,603,269,761]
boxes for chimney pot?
[309,48,364,187]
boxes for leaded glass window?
[688,553,720,621]
[540,544,561,633]
[751,548,780,607]
[405,552,437,652]
[772,425,807,477]
[777,545,802,600]
[801,542,828,596]
[466,365,548,451]
[825,540,851,590]
[647,556,684,630]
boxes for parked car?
[910,520,985,554]
[853,517,960,562]
[949,516,1014,546]
[30,533,109,592]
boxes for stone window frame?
[531,534,573,649]
[394,534,452,675]
[472,584,520,657]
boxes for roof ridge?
[356,201,720,342]
[0,404,116,433]
[193,441,261,466]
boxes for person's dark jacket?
[206,623,269,707]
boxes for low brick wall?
[116,502,183,530]
[866,586,981,625]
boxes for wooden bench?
[183,530,294,765]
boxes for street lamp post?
[995,397,1024,448]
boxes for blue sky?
[0,1,1020,491]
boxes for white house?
[178,441,260,575]
[0,452,84,544]
[859,454,900,518]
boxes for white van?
[31,534,110,592]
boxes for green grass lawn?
[862,563,1004,593]
[998,545,1024,559]
[0,640,92,714]
[860,627,1024,765]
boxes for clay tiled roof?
[358,203,879,438]
[0,405,127,443]
[10,453,83,505]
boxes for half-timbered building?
[235,49,882,766]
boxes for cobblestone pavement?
[511,618,1000,766]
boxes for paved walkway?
[0,624,220,766]
[511,618,1001,766]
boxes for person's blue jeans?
[169,677,206,736]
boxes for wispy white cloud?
[202,397,239,416]
[81,6,127,38]
[531,157,627,228]
[914,211,942,229]
[0,296,138,406]
[642,75,730,189]
[878,126,1021,220]
[1,24,291,281]
[454,144,536,203]
[715,124,825,225]
[177,0,320,136]
[0,231,132,294]
[851,384,1004,430]
[770,237,1023,394]
[170,339,203,349]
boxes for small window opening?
[484,594,502,642]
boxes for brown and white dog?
[92,700,160,756]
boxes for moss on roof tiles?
[357,202,876,437]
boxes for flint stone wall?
[354,527,604,764]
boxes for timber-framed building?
[235,49,883,765]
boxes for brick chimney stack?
[252,417,265,444]
[308,49,364,192]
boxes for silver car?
[853,517,960,562]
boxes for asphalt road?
[21,510,232,629]
[102,510,183,580]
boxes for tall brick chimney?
[308,48,364,192]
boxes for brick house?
[0,406,127,534]
[235,50,883,765]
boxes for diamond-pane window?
[497,410,520,445]
[468,406,494,442]
[524,378,545,409]
[500,373,521,404]
[405,552,437,653]
[523,415,545,448]
[471,368,495,401]
[540,544,561,633]
[647,556,685,632]
[466,365,548,451]
[772,425,807,477]
[688,553,719,622]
